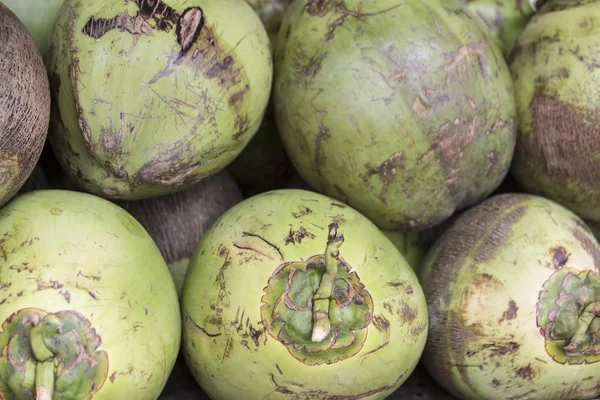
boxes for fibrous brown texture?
[509,0,600,224]
[0,4,50,206]
[117,170,243,265]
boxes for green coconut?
[383,231,432,275]
[47,0,272,200]
[181,189,428,399]
[0,190,181,400]
[0,0,64,55]
[118,170,244,297]
[420,193,600,399]
[0,4,51,209]
[465,0,536,57]
[509,0,600,227]
[273,0,517,232]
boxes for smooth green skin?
[228,0,295,197]
[419,193,600,400]
[0,0,64,55]
[181,189,428,400]
[274,0,517,231]
[509,0,600,225]
[466,0,535,57]
[47,0,272,200]
[0,190,181,400]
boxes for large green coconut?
[0,4,51,208]
[274,0,517,232]
[465,0,536,57]
[0,190,181,399]
[0,0,64,55]
[509,0,600,226]
[181,189,428,399]
[420,193,600,399]
[47,0,272,200]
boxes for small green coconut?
[383,231,432,275]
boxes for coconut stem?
[35,360,55,400]
[564,301,600,354]
[311,223,344,343]
[29,313,57,400]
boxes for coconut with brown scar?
[46,0,272,200]
[509,0,600,228]
[420,193,600,399]
[273,0,517,232]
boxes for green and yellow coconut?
[0,190,181,399]
[181,189,428,399]
[421,193,600,399]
